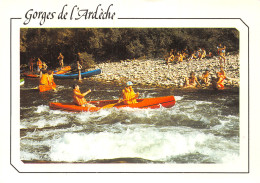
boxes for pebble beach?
[91,54,240,88]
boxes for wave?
[20,124,239,163]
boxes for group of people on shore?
[28,52,64,73]
[165,44,227,89]
[183,66,226,89]
[165,48,211,65]
[165,44,226,66]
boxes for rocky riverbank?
[91,54,240,88]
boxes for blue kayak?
[53,69,101,79]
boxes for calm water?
[20,77,239,164]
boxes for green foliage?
[77,52,95,69]
[20,28,239,67]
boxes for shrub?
[77,52,95,69]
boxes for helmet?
[126,81,133,86]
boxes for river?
[20,77,239,164]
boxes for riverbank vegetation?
[20,28,239,68]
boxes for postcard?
[1,0,259,182]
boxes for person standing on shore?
[57,52,64,69]
[29,57,34,72]
[217,44,226,66]
[77,61,82,81]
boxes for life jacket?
[122,87,137,105]
[39,73,49,85]
[37,60,42,69]
[73,88,87,106]
[217,72,225,88]
[47,74,55,85]
[203,72,209,78]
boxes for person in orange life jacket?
[72,84,95,107]
[39,70,48,85]
[47,70,55,86]
[119,81,139,105]
[39,70,55,86]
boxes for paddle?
[101,102,119,109]
[52,86,57,91]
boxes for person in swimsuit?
[57,52,64,68]
[200,70,210,86]
[77,61,82,81]
[217,44,226,66]
[184,72,201,88]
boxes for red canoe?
[49,95,176,112]
[54,66,71,75]
[39,83,57,92]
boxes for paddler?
[72,84,95,107]
[39,70,49,85]
[119,81,139,105]
[39,70,56,86]
[47,70,55,86]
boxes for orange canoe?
[49,96,176,112]
[39,83,56,92]
[54,66,71,75]
[23,72,39,78]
